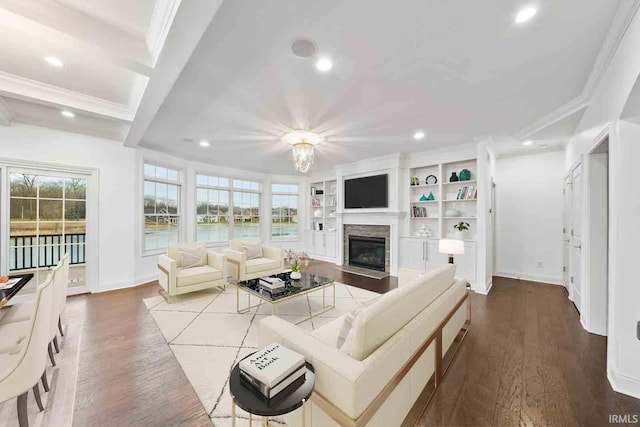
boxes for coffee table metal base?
[236,282,336,325]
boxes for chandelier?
[283,131,323,173]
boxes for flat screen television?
[344,174,388,209]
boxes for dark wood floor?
[66,266,639,426]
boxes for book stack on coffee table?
[259,277,286,297]
[239,343,306,402]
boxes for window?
[196,174,230,242]
[233,179,261,238]
[271,183,299,239]
[144,163,180,252]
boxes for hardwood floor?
[65,266,639,426]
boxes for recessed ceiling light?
[44,56,64,68]
[316,57,333,72]
[413,131,426,140]
[515,6,537,23]
[61,110,75,118]
[199,140,210,147]
[522,140,533,146]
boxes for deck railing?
[9,233,86,270]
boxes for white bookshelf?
[309,180,338,232]
[408,158,478,240]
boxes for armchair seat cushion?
[176,265,222,288]
[245,258,280,274]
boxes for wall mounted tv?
[344,174,388,209]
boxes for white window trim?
[194,173,263,244]
[142,162,182,256]
[270,183,300,241]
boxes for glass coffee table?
[232,271,335,324]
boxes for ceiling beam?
[0,0,154,76]
[0,96,13,126]
[0,72,135,121]
[124,0,224,147]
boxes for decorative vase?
[426,191,435,201]
[455,230,466,240]
[419,194,428,201]
[459,169,471,181]
[314,209,323,218]
[290,271,302,280]
[445,209,461,217]
[449,172,459,182]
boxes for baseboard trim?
[495,271,563,286]
[473,280,492,295]
[608,366,640,399]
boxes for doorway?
[6,167,92,295]
[586,137,609,336]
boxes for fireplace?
[348,235,386,271]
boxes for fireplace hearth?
[348,235,386,271]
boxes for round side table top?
[229,354,315,417]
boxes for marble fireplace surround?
[343,224,391,273]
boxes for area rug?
[0,320,82,427]
[143,282,379,427]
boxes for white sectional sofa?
[259,264,469,427]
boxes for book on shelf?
[412,206,428,218]
[239,343,306,398]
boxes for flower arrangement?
[284,249,310,272]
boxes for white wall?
[495,150,564,285]
[0,123,305,292]
[565,6,640,398]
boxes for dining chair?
[56,254,70,337]
[0,273,55,426]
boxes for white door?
[570,165,583,312]
[313,233,325,256]
[563,176,572,292]
[324,233,336,258]
[399,238,427,271]
[426,241,448,271]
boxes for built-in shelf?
[411,200,438,204]
[443,216,477,219]
[443,180,476,185]
[411,217,439,220]
[444,199,477,202]
[409,184,439,188]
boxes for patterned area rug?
[143,282,379,427]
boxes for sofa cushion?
[230,238,261,252]
[311,316,345,346]
[180,246,206,269]
[336,296,381,354]
[241,241,263,260]
[349,264,455,361]
[245,257,280,274]
[168,243,206,268]
[176,265,222,287]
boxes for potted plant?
[284,249,309,280]
[453,221,470,240]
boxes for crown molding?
[0,96,13,126]
[146,0,181,62]
[0,72,135,121]
[513,0,640,141]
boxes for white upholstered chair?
[0,273,55,426]
[223,239,284,281]
[157,242,226,301]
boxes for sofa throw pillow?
[241,242,263,260]
[336,296,379,354]
[180,247,206,269]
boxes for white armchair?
[157,243,226,301]
[223,239,284,282]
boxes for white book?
[259,279,285,290]
[239,343,305,388]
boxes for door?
[8,170,88,293]
[426,241,448,271]
[313,232,325,256]
[399,238,427,271]
[324,233,336,258]
[563,176,572,292]
[570,164,583,312]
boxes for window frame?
[194,173,263,244]
[270,183,300,241]
[142,162,182,255]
